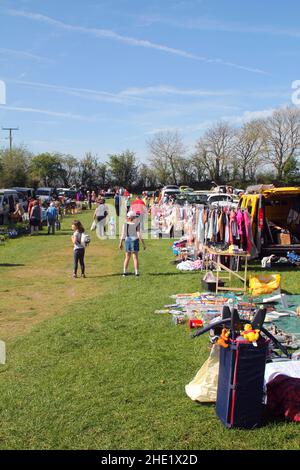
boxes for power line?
[2,127,19,152]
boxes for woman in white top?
[94,198,109,238]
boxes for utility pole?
[2,127,19,152]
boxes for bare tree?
[147,130,186,185]
[195,121,235,183]
[234,120,266,182]
[137,163,158,189]
[61,154,79,187]
[263,107,300,181]
[190,152,209,184]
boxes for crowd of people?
[3,185,173,277]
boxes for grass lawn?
[0,209,299,450]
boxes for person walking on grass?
[46,202,58,235]
[119,210,146,277]
[71,220,86,278]
[29,200,41,235]
[94,197,109,238]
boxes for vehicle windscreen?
[36,190,51,196]
[65,191,76,198]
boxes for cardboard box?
[277,232,291,245]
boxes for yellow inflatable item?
[249,274,281,297]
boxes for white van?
[0,189,20,224]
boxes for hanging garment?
[244,210,258,257]
[224,211,230,244]
[218,210,223,239]
[207,211,214,240]
[212,210,219,240]
[197,209,205,244]
[229,210,239,244]
[236,209,244,247]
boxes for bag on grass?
[185,344,220,403]
[249,274,281,297]
[90,220,97,231]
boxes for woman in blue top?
[119,211,146,276]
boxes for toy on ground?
[241,324,260,347]
[188,319,204,330]
[217,328,230,348]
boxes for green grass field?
[0,209,299,450]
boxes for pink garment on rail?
[236,209,244,248]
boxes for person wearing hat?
[46,202,58,235]
[119,210,146,276]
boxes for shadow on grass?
[148,272,198,276]
[261,406,289,427]
[55,232,73,236]
[248,265,300,273]
[0,263,25,267]
[86,273,124,279]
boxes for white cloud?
[141,14,300,38]
[0,104,93,120]
[121,85,235,97]
[145,108,277,138]
[10,79,138,105]
[224,108,277,125]
[7,9,267,74]
[0,80,6,105]
[0,47,53,64]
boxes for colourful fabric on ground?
[267,374,300,422]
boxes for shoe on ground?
[73,274,78,278]
[122,272,128,277]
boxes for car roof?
[0,188,18,193]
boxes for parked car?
[207,193,236,208]
[175,192,235,207]
[161,185,181,200]
[11,187,34,211]
[12,187,35,199]
[162,185,180,192]
[57,188,77,199]
[104,191,115,199]
[239,185,300,256]
[0,189,20,224]
[35,187,57,202]
[175,193,208,205]
[179,186,193,193]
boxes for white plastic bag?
[0,340,6,365]
[185,344,220,403]
[90,221,96,231]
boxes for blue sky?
[0,0,299,161]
